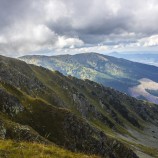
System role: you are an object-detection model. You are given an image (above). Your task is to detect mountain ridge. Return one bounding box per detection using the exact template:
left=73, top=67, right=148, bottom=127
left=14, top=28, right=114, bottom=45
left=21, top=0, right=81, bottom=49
left=20, top=52, right=158, bottom=104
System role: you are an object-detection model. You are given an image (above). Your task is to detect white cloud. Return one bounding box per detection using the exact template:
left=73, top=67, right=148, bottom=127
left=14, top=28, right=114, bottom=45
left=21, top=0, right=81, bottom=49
left=0, top=23, right=57, bottom=56
left=139, top=35, right=158, bottom=47
left=56, top=36, right=84, bottom=49
left=0, top=36, right=7, bottom=44
left=0, top=22, right=84, bottom=56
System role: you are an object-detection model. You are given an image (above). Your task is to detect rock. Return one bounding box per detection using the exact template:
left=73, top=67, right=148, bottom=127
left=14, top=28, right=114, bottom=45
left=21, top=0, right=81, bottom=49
left=0, top=88, right=24, bottom=116
left=0, top=122, right=6, bottom=139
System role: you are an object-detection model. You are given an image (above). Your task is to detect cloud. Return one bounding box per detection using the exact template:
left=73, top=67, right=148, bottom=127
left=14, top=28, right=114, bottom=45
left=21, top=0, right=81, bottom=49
left=139, top=35, right=158, bottom=47
left=0, top=23, right=57, bottom=56
left=56, top=36, right=84, bottom=49
left=0, top=0, right=158, bottom=56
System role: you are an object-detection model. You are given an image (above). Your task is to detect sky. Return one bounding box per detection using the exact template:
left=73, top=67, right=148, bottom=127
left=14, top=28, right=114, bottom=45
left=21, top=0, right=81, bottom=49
left=0, top=0, right=158, bottom=57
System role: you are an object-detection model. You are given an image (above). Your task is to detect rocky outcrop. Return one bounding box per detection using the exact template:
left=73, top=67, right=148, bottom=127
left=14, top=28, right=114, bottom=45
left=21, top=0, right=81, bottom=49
left=0, top=88, right=23, bottom=116
left=64, top=114, right=138, bottom=158
left=5, top=122, right=50, bottom=144
left=0, top=121, right=6, bottom=139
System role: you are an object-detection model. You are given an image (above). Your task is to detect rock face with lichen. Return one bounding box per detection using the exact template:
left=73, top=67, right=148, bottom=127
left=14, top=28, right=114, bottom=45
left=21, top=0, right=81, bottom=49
left=63, top=114, right=138, bottom=158
left=0, top=122, right=6, bottom=139
left=0, top=88, right=24, bottom=116
left=0, top=55, right=158, bottom=157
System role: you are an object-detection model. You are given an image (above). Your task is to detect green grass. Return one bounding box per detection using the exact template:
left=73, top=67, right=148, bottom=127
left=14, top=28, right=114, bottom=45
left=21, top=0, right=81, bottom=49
left=0, top=139, right=99, bottom=158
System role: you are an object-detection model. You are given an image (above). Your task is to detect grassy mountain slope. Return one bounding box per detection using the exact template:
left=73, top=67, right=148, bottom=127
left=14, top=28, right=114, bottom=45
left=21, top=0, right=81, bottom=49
left=20, top=52, right=158, bottom=104
left=0, top=139, right=99, bottom=158
left=0, top=55, right=158, bottom=157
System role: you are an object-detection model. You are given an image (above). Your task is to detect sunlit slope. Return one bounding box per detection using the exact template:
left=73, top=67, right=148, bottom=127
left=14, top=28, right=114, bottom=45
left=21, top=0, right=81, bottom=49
left=20, top=52, right=158, bottom=103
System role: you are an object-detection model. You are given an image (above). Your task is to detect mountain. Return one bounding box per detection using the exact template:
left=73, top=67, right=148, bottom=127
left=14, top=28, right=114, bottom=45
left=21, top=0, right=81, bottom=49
left=20, top=52, right=158, bottom=104
left=110, top=52, right=158, bottom=67
left=0, top=55, right=158, bottom=158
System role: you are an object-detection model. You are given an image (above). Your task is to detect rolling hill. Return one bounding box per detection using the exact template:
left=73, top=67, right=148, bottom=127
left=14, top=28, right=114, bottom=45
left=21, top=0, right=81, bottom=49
left=0, top=55, right=158, bottom=157
left=20, top=52, right=158, bottom=104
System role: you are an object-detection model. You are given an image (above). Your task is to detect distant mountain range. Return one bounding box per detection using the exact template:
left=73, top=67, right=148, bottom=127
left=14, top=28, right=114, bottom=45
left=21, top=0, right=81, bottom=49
left=1, top=55, right=158, bottom=157
left=110, top=52, right=158, bottom=66
left=20, top=52, right=158, bottom=104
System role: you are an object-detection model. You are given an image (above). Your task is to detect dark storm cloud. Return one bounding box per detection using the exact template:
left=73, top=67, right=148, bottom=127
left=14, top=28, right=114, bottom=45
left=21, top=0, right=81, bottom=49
left=0, top=0, right=158, bottom=56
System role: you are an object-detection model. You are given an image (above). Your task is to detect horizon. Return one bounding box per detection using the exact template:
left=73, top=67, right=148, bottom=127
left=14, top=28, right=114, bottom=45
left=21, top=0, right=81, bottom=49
left=2, top=50, right=158, bottom=59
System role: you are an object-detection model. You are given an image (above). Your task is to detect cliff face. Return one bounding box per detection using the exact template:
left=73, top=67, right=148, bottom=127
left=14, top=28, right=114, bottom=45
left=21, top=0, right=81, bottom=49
left=0, top=55, right=158, bottom=157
